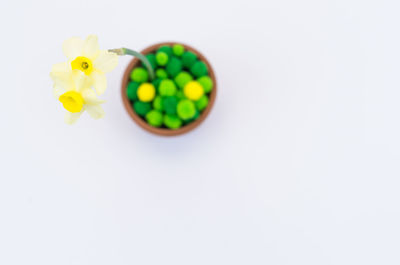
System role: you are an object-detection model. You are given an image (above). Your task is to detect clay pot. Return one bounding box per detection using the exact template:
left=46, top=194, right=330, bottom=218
left=121, top=42, right=217, bottom=136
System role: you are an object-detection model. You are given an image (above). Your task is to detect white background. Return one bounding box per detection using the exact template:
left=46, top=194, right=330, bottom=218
left=1, top=0, right=399, bottom=264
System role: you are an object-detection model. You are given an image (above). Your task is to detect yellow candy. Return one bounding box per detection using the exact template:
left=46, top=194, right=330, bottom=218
left=137, top=83, right=156, bottom=102
left=183, top=81, right=204, bottom=101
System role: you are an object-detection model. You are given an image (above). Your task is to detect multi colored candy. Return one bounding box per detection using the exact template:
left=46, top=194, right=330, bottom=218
left=127, top=43, right=213, bottom=129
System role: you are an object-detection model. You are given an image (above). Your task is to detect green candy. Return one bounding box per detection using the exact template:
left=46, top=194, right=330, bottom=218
left=156, top=68, right=168, bottom=79
left=159, top=79, right=177, bottom=96
left=157, top=45, right=173, bottom=57
left=191, top=61, right=208, bottom=77
left=144, top=54, right=157, bottom=70
left=146, top=110, right=163, bottom=127
left=126, top=81, right=140, bottom=101
left=156, top=51, right=169, bottom=66
left=185, top=110, right=200, bottom=124
left=197, top=76, right=213, bottom=93
left=130, top=67, right=149, bottom=83
left=172, top=44, right=185, bottom=57
left=195, top=95, right=209, bottom=111
left=152, top=78, right=162, bottom=92
left=174, top=71, right=193, bottom=89
left=153, top=96, right=163, bottom=111
left=177, top=99, right=196, bottom=120
left=166, top=57, right=183, bottom=77
left=133, top=101, right=151, bottom=117
left=164, top=114, right=182, bottom=129
left=162, top=96, right=179, bottom=115
left=182, top=51, right=197, bottom=68
left=176, top=90, right=185, bottom=99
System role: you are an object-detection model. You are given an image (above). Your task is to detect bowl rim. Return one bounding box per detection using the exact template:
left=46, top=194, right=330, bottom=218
left=121, top=42, right=217, bottom=136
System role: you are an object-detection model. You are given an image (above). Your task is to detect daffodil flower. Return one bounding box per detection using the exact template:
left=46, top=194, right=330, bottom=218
left=51, top=35, right=118, bottom=95
left=50, top=35, right=156, bottom=125
left=51, top=70, right=106, bottom=124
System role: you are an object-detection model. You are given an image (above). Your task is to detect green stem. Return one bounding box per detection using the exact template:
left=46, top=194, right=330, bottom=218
left=109, top=47, right=155, bottom=80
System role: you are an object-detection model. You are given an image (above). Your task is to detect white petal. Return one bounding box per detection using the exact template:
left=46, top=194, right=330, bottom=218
left=64, top=111, right=83, bottom=125
left=50, top=72, right=72, bottom=91
left=82, top=89, right=105, bottom=105
left=91, top=70, right=107, bottom=95
left=86, top=105, right=105, bottom=120
left=62, top=37, right=84, bottom=60
left=53, top=85, right=66, bottom=99
left=51, top=62, right=70, bottom=73
left=94, top=50, right=118, bottom=73
left=82, top=35, right=100, bottom=59
left=50, top=63, right=73, bottom=91
left=72, top=70, right=92, bottom=92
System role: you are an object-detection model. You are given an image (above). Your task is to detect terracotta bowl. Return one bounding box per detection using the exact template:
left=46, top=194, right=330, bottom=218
left=121, top=42, right=217, bottom=136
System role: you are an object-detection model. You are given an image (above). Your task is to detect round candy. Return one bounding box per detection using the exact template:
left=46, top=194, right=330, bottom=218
left=183, top=81, right=204, bottom=101
left=133, top=101, right=151, bottom=117
left=174, top=71, right=193, bottom=89
left=152, top=78, right=162, bottom=91
left=145, top=54, right=157, bottom=70
left=156, top=51, right=169, bottom=66
left=130, top=67, right=148, bottom=83
left=177, top=99, right=196, bottom=120
left=153, top=96, right=163, bottom=111
left=156, top=68, right=168, bottom=79
left=166, top=57, right=183, bottom=77
left=146, top=110, right=163, bottom=127
left=164, top=114, right=182, bottom=129
left=172, top=44, right=185, bottom=57
left=162, top=96, right=179, bottom=115
left=182, top=51, right=197, bottom=68
left=195, top=95, right=209, bottom=111
left=126, top=81, right=140, bottom=101
left=197, top=76, right=213, bottom=93
left=137, top=83, right=156, bottom=102
left=190, top=61, right=208, bottom=77
left=185, top=110, right=200, bottom=124
left=157, top=46, right=173, bottom=57
left=159, top=79, right=177, bottom=96
left=176, top=90, right=185, bottom=100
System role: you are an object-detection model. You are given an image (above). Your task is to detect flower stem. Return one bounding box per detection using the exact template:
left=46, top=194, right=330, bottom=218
left=109, top=48, right=155, bottom=80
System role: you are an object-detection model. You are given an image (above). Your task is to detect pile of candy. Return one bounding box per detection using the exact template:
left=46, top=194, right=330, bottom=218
left=126, top=44, right=213, bottom=129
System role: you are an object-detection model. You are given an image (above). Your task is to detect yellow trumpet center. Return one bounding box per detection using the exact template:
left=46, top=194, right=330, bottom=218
left=59, top=91, right=85, bottom=113
left=71, top=56, right=93, bottom=75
